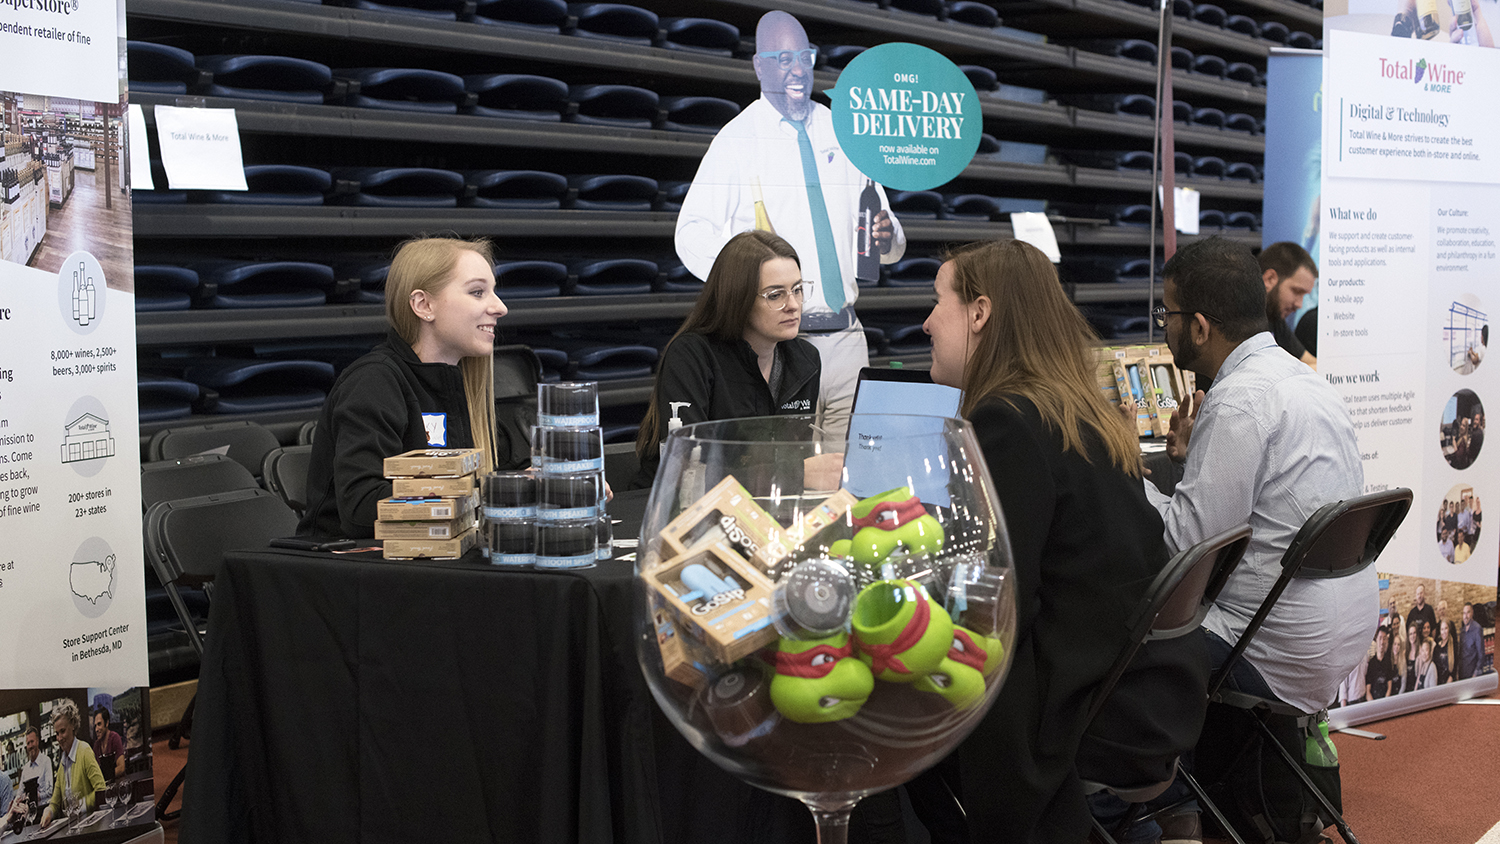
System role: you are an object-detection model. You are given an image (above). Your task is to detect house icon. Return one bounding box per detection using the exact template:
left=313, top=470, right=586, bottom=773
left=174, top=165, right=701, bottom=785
left=61, top=412, right=115, bottom=464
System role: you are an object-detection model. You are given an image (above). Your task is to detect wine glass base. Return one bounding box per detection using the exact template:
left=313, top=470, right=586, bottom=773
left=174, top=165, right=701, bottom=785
left=804, top=797, right=858, bottom=844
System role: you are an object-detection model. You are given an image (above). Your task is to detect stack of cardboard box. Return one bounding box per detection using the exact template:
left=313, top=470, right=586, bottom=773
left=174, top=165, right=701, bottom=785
left=376, top=448, right=484, bottom=560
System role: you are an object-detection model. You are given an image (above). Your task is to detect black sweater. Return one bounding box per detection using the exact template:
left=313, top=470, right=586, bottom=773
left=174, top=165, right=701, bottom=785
left=955, top=395, right=1170, bottom=844
left=298, top=332, right=475, bottom=539
left=630, top=332, right=820, bottom=490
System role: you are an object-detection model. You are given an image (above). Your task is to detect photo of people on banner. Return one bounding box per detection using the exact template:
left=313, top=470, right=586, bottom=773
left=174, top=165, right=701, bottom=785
left=0, top=688, right=154, bottom=840
left=1334, top=575, right=1494, bottom=706
left=1435, top=484, right=1484, bottom=563
left=674, top=10, right=908, bottom=430
left=1444, top=298, right=1487, bottom=375
left=1439, top=390, right=1486, bottom=470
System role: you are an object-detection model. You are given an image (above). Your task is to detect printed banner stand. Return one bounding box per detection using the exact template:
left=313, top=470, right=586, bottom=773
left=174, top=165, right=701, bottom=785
left=1313, top=13, right=1499, bottom=729
left=2, top=0, right=155, bottom=837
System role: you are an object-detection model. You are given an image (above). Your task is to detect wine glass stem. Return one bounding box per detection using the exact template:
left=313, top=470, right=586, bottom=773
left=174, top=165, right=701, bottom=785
left=809, top=806, right=853, bottom=844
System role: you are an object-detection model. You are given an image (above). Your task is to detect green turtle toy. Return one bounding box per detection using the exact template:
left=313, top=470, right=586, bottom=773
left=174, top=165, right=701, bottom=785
left=912, top=625, right=1005, bottom=709
left=769, top=632, right=875, bottom=723
left=827, top=486, right=945, bottom=567
left=850, top=578, right=955, bottom=683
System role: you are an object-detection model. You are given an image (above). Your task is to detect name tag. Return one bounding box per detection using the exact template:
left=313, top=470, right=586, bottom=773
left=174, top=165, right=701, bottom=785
left=422, top=413, right=448, bottom=447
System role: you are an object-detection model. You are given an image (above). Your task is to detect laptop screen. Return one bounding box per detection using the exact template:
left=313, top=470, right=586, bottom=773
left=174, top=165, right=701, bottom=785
left=844, top=368, right=963, bottom=505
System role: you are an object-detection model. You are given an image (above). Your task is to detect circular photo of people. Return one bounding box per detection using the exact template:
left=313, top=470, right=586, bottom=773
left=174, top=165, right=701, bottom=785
left=1444, top=295, right=1487, bottom=375
left=1439, top=389, right=1485, bottom=470
left=1434, top=484, right=1482, bottom=565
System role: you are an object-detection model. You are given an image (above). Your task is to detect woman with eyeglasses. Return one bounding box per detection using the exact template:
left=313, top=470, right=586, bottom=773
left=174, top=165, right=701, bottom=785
left=630, top=230, right=820, bottom=489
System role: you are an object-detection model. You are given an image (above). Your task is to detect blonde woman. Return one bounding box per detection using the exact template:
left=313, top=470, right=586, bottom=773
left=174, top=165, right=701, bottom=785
left=300, top=237, right=504, bottom=538
left=1436, top=608, right=1458, bottom=683
left=39, top=700, right=105, bottom=828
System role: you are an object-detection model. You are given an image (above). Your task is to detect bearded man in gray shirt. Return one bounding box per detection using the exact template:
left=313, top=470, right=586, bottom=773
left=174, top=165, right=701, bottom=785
left=1136, top=237, right=1371, bottom=843
left=1147, top=236, right=1371, bottom=711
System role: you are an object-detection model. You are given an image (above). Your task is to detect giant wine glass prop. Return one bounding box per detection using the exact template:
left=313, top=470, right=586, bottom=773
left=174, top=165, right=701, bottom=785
left=635, top=415, right=1016, bottom=843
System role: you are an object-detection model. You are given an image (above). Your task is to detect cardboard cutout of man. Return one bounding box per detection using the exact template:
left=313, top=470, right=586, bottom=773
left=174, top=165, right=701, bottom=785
left=675, top=10, right=906, bottom=429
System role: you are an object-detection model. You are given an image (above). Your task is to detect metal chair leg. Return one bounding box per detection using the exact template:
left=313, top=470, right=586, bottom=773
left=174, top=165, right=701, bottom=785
left=168, top=693, right=196, bottom=750
left=1179, top=768, right=1249, bottom=844
left=156, top=765, right=185, bottom=822
left=1249, top=714, right=1359, bottom=844
left=1091, top=814, right=1122, bottom=844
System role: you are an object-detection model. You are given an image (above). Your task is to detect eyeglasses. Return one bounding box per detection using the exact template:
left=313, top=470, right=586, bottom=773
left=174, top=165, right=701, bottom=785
left=757, top=48, right=817, bottom=69
left=1152, top=306, right=1221, bottom=328
left=759, top=282, right=808, bottom=310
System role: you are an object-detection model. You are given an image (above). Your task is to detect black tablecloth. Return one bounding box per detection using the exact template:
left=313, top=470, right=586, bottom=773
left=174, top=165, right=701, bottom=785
left=180, top=490, right=817, bottom=844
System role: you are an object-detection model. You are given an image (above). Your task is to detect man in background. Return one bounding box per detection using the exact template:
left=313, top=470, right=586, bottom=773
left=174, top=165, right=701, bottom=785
left=675, top=10, right=906, bottom=432
left=1258, top=241, right=1318, bottom=369
left=18, top=727, right=51, bottom=821
left=91, top=708, right=126, bottom=780
left=1407, top=584, right=1437, bottom=638
left=1458, top=602, right=1484, bottom=679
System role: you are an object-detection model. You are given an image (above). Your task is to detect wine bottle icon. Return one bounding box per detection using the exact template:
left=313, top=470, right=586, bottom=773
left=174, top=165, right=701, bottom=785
left=72, top=260, right=96, bottom=326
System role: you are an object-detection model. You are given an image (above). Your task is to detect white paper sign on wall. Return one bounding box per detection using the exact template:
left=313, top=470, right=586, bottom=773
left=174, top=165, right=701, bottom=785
left=154, top=105, right=249, bottom=191
left=1157, top=185, right=1201, bottom=235
left=1010, top=212, right=1061, bottom=262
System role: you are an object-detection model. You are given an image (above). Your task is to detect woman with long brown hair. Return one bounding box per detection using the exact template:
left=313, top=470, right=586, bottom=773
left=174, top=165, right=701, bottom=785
left=300, top=236, right=504, bottom=538
left=630, top=230, right=820, bottom=489
left=919, top=239, right=1176, bottom=844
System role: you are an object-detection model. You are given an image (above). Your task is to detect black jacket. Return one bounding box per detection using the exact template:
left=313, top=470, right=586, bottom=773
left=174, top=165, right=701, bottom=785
left=955, top=395, right=1172, bottom=844
left=299, top=332, right=475, bottom=539
left=630, top=332, right=820, bottom=490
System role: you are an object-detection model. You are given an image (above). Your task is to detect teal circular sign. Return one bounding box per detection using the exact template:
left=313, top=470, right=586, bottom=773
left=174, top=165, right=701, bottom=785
left=827, top=42, right=982, bottom=191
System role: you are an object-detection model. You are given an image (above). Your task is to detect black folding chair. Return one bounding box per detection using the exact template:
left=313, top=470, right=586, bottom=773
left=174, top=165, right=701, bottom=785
left=141, top=454, right=262, bottom=692
left=144, top=488, right=301, bottom=821
left=494, top=344, right=541, bottom=469
left=148, top=420, right=282, bottom=481
left=140, top=453, right=259, bottom=511
left=1081, top=524, right=1252, bottom=844
left=297, top=418, right=319, bottom=445
left=262, top=444, right=315, bottom=515
left=1198, top=488, right=1412, bottom=844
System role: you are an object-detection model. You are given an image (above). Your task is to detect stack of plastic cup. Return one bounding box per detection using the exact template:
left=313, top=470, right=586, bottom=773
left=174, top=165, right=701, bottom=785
left=482, top=471, right=536, bottom=566
left=534, top=381, right=610, bottom=568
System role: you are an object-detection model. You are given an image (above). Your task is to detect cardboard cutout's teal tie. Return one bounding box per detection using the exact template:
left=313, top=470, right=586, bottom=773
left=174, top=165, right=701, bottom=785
left=792, top=119, right=845, bottom=313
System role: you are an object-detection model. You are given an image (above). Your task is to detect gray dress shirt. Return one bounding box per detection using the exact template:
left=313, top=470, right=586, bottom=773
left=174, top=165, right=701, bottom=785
left=1145, top=332, right=1373, bottom=712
